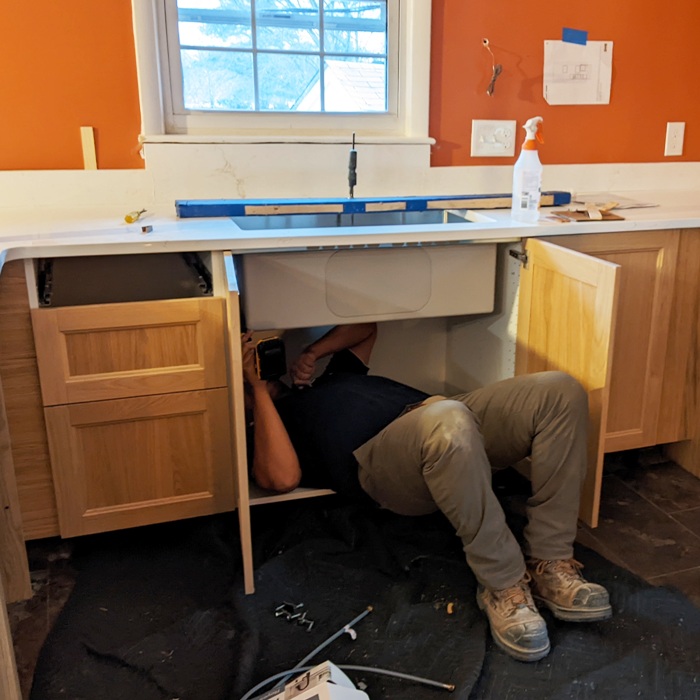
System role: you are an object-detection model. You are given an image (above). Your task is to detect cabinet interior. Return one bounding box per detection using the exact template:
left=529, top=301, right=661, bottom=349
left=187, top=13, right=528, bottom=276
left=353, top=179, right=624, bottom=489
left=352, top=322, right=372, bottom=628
left=32, top=252, right=213, bottom=308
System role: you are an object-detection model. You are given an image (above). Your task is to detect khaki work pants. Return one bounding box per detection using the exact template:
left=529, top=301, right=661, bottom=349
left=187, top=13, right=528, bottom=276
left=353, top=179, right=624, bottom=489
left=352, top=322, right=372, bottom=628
left=353, top=371, right=588, bottom=591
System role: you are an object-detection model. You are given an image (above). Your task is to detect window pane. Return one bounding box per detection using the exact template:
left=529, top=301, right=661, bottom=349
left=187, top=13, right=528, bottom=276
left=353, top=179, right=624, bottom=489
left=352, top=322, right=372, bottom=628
left=257, top=53, right=320, bottom=110
left=324, top=0, right=386, bottom=54
left=323, top=57, right=386, bottom=112
left=177, top=0, right=253, bottom=48
left=171, top=0, right=391, bottom=115
left=181, top=49, right=255, bottom=110
left=255, top=0, right=319, bottom=51
left=177, top=0, right=243, bottom=7
left=178, top=21, right=253, bottom=48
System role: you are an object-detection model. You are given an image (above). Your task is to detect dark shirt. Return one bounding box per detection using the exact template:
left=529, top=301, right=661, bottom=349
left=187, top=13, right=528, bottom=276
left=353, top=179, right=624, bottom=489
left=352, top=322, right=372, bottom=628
left=275, top=351, right=429, bottom=499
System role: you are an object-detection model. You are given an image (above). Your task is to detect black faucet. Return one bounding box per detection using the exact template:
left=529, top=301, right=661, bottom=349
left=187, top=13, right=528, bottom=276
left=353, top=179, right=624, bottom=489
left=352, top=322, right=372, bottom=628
left=348, top=132, right=357, bottom=199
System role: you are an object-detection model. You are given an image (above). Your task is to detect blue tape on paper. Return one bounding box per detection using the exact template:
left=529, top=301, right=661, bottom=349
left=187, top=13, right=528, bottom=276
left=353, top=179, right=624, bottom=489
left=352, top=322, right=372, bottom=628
left=562, top=27, right=588, bottom=45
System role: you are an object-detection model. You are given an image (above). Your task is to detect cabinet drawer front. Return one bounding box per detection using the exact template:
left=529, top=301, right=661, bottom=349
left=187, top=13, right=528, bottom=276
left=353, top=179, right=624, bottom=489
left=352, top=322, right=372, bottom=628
left=32, top=298, right=227, bottom=405
left=44, top=389, right=235, bottom=537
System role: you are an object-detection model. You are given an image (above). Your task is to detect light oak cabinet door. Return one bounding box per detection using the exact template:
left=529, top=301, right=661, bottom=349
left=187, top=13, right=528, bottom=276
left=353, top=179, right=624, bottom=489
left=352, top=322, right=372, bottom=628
left=31, top=293, right=235, bottom=538
left=44, top=389, right=234, bottom=537
left=516, top=238, right=620, bottom=527
left=32, top=298, right=227, bottom=405
left=545, top=231, right=680, bottom=452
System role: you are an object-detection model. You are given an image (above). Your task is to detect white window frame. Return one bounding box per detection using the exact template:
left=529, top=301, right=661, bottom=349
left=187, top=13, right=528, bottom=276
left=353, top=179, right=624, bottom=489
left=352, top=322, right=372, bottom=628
left=132, top=0, right=431, bottom=142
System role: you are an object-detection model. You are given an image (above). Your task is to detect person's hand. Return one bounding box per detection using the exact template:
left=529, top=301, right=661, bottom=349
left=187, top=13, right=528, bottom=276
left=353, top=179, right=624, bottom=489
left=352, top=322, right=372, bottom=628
left=290, top=348, right=317, bottom=386
left=241, top=331, right=265, bottom=387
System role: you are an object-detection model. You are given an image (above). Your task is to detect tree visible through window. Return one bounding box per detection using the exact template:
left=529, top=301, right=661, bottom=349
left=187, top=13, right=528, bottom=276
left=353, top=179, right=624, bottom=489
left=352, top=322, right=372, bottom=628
left=173, top=0, right=389, bottom=114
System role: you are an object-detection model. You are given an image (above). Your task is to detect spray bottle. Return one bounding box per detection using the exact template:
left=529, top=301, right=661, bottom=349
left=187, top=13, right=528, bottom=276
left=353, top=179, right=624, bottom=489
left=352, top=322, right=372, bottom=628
left=511, top=116, right=544, bottom=223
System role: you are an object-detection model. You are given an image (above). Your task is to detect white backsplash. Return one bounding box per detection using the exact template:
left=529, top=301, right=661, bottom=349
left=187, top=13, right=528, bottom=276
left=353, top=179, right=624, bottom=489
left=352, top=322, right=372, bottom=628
left=2, top=141, right=700, bottom=213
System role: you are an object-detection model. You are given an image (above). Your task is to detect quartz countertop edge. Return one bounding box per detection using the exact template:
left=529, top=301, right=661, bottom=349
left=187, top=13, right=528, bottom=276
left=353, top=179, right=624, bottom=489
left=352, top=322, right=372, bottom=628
left=0, top=191, right=698, bottom=271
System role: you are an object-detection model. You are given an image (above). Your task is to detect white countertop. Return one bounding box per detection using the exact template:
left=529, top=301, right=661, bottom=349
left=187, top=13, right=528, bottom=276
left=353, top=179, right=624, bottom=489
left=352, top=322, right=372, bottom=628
left=1, top=190, right=698, bottom=271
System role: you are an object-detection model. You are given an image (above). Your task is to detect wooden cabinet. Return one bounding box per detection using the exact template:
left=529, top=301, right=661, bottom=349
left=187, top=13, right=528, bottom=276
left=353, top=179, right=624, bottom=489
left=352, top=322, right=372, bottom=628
left=516, top=229, right=693, bottom=527
left=516, top=238, right=619, bottom=528
left=0, top=261, right=56, bottom=541
left=30, top=259, right=236, bottom=538
left=44, top=388, right=233, bottom=536
left=31, top=298, right=227, bottom=405
left=542, top=231, right=681, bottom=453
left=0, top=232, right=696, bottom=598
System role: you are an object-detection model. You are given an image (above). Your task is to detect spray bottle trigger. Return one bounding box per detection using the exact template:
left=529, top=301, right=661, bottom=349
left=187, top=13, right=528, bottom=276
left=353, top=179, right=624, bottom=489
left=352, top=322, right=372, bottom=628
left=536, top=124, right=544, bottom=144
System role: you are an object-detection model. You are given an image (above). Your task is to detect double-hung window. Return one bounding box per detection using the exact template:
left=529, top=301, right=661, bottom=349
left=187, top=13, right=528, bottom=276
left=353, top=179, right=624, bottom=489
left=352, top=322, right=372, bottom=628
left=143, top=0, right=430, bottom=138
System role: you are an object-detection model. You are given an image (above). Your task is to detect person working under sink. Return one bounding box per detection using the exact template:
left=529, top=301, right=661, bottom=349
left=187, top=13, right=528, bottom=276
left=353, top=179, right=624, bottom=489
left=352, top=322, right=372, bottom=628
left=241, top=323, right=612, bottom=663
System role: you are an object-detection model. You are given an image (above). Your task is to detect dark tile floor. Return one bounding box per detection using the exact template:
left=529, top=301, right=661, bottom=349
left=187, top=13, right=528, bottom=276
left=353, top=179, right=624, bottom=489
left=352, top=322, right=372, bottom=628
left=7, top=451, right=700, bottom=699
left=576, top=450, right=700, bottom=606
left=7, top=541, right=76, bottom=700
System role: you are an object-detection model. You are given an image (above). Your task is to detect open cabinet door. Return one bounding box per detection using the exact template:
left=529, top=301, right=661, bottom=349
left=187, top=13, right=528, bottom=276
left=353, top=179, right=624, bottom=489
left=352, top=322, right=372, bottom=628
left=516, top=238, right=620, bottom=527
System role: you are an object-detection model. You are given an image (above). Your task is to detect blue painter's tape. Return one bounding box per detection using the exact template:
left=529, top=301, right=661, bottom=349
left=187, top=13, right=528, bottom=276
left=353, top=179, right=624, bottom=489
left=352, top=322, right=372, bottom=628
left=175, top=192, right=572, bottom=218
left=562, top=27, right=588, bottom=45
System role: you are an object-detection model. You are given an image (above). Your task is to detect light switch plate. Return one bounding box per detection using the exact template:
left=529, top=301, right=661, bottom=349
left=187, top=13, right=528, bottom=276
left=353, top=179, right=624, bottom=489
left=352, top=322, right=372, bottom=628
left=664, top=122, right=685, bottom=157
left=471, top=119, right=517, bottom=157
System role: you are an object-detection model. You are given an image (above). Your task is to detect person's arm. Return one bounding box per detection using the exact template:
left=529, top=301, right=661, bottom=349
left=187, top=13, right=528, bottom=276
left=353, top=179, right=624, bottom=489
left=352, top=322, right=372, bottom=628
left=290, top=323, right=377, bottom=386
left=242, top=334, right=301, bottom=493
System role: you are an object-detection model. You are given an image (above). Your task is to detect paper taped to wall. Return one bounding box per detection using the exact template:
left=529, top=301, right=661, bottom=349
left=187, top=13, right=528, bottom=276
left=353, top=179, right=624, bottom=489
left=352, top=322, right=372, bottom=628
left=543, top=40, right=613, bottom=105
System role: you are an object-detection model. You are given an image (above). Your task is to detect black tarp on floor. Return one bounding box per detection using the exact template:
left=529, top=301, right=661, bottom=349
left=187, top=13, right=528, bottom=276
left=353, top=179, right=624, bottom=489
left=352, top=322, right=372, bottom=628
left=31, top=491, right=700, bottom=700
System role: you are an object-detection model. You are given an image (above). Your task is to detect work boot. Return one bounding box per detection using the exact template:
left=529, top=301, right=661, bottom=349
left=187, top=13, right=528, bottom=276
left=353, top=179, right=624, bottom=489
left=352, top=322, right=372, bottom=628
left=477, top=573, right=550, bottom=662
left=527, top=558, right=612, bottom=622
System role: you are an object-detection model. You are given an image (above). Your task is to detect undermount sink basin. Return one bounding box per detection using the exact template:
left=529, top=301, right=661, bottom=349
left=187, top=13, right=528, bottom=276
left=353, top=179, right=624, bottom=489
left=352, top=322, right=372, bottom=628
left=231, top=209, right=488, bottom=231
left=231, top=205, right=498, bottom=329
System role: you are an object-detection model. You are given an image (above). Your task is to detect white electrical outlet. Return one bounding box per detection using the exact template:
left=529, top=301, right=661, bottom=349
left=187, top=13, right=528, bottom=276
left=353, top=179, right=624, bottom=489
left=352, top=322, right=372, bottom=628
left=664, top=122, right=685, bottom=157
left=471, top=120, right=517, bottom=157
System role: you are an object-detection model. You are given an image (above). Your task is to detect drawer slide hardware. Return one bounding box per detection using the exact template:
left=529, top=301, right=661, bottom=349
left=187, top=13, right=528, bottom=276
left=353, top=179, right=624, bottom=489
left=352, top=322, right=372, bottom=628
left=181, top=252, right=213, bottom=295
left=37, top=259, right=54, bottom=307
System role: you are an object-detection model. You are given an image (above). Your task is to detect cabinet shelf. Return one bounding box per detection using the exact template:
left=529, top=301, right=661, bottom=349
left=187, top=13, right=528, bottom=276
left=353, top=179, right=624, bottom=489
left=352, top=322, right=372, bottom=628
left=249, top=483, right=335, bottom=506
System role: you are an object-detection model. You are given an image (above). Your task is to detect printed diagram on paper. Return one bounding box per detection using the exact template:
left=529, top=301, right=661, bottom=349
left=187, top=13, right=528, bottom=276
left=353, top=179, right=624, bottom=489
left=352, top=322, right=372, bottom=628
left=543, top=40, right=613, bottom=105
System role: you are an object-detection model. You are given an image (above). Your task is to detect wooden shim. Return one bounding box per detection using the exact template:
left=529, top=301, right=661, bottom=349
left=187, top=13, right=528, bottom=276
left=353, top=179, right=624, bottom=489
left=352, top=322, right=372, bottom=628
left=80, top=126, right=97, bottom=170
left=244, top=204, right=343, bottom=216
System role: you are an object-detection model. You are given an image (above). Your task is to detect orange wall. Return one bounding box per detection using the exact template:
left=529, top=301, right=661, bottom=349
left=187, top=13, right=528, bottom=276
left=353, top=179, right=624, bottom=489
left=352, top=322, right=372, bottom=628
left=2, top=2, right=700, bottom=170
left=430, top=0, right=700, bottom=166
left=1, top=1, right=142, bottom=170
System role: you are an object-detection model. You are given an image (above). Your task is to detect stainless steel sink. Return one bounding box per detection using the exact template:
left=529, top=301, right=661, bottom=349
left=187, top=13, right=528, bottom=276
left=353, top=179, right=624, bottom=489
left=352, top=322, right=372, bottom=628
left=231, top=209, right=484, bottom=230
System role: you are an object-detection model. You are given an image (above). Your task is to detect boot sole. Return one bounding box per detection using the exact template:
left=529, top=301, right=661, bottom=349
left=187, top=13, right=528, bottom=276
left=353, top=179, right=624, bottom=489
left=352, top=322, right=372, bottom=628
left=477, top=596, right=551, bottom=662
left=491, top=633, right=551, bottom=663
left=535, top=595, right=613, bottom=622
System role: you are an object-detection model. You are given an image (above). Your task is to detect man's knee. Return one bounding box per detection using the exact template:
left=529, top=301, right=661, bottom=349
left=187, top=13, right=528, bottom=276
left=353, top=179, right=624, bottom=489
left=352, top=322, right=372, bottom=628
left=534, top=371, right=588, bottom=418
left=416, top=400, right=479, bottom=462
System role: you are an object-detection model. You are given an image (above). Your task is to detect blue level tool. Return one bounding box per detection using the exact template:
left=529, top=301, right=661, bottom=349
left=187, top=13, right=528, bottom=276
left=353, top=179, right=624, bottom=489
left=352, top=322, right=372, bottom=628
left=175, top=191, right=571, bottom=218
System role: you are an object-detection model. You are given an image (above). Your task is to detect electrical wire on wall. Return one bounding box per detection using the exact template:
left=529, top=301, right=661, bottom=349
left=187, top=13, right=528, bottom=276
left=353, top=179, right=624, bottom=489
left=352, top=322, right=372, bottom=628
left=482, top=38, right=503, bottom=96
